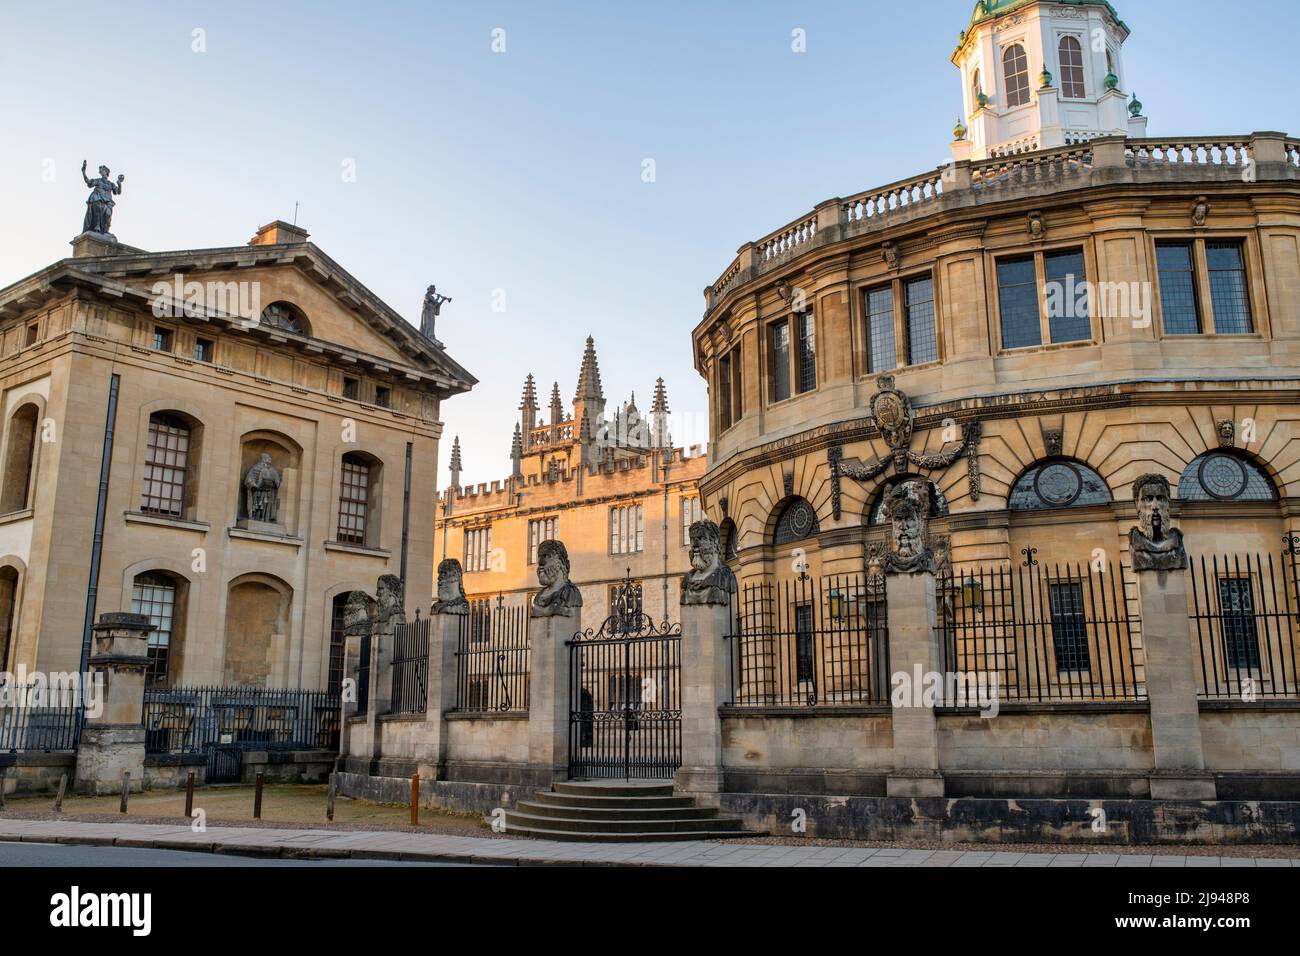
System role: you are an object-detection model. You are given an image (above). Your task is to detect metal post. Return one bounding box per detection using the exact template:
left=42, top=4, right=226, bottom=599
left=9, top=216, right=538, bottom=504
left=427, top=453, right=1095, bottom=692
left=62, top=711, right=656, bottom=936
left=253, top=772, right=264, bottom=819
left=184, top=771, right=195, bottom=818
left=409, top=772, right=419, bottom=826
left=119, top=771, right=130, bottom=813
left=0, top=767, right=7, bottom=810
left=53, top=773, right=67, bottom=814
left=326, top=773, right=336, bottom=822
left=79, top=373, right=121, bottom=674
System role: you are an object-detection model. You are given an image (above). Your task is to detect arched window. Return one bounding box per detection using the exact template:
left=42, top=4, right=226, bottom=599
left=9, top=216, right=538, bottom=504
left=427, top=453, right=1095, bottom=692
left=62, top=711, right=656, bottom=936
left=1058, top=36, right=1085, bottom=98
left=0, top=566, right=18, bottom=671
left=1105, top=48, right=1116, bottom=78
left=1003, top=44, right=1030, bottom=107
left=773, top=497, right=820, bottom=545
left=328, top=593, right=350, bottom=696
left=1177, top=451, right=1276, bottom=502
left=719, top=518, right=739, bottom=562
left=132, top=571, right=181, bottom=686
left=259, top=301, right=310, bottom=335
left=0, top=403, right=39, bottom=514
left=1009, top=459, right=1113, bottom=511
left=338, top=452, right=381, bottom=546
left=869, top=477, right=949, bottom=525
left=142, top=412, right=199, bottom=518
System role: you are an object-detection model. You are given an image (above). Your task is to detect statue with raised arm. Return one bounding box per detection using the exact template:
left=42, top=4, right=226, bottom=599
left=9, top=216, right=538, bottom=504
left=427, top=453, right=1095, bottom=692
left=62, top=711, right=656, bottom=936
left=420, top=285, right=452, bottom=341
left=81, top=160, right=125, bottom=235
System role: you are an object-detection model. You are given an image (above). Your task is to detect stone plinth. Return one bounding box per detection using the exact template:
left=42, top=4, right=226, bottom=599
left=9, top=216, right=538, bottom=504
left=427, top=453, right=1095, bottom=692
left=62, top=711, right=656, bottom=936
left=885, top=572, right=944, bottom=798
left=424, top=609, right=465, bottom=779
left=1136, top=568, right=1217, bottom=800
left=527, top=608, right=578, bottom=786
left=75, top=612, right=152, bottom=795
left=675, top=601, right=732, bottom=801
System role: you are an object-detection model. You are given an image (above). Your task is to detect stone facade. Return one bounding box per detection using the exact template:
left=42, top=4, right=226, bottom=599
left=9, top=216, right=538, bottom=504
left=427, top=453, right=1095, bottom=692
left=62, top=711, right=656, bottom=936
left=436, top=337, right=707, bottom=628
left=0, top=219, right=474, bottom=689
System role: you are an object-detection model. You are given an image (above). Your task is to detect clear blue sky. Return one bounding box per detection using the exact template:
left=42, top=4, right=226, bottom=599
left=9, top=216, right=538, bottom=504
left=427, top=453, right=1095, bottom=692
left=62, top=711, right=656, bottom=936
left=1, top=0, right=1296, bottom=486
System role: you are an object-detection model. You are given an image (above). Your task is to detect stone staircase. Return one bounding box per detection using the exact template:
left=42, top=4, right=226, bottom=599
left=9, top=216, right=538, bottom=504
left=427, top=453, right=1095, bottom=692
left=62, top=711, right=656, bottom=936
left=500, top=780, right=757, bottom=842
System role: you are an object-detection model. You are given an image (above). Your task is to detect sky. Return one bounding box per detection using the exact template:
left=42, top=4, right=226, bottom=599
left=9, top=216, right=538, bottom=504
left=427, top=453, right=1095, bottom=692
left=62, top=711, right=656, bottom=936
left=1, top=0, right=1297, bottom=487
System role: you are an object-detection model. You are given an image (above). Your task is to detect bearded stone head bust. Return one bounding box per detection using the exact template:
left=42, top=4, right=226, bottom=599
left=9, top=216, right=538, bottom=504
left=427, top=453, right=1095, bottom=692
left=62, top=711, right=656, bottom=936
left=681, top=519, right=736, bottom=606
left=375, top=574, right=407, bottom=626
left=532, top=539, right=583, bottom=617
left=882, top=480, right=934, bottom=574
left=344, top=590, right=375, bottom=636
left=1129, top=473, right=1186, bottom=571
left=431, top=558, right=469, bottom=615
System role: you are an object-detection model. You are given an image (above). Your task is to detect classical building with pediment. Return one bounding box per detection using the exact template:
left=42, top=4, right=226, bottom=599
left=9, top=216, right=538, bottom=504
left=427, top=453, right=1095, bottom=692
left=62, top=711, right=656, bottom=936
left=0, top=218, right=474, bottom=692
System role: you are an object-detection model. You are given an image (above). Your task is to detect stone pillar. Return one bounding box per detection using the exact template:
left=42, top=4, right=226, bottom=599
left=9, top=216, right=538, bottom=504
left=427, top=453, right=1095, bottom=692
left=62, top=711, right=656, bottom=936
left=1249, top=131, right=1291, bottom=181
left=526, top=609, right=578, bottom=786
left=75, top=612, right=152, bottom=795
left=885, top=572, right=944, bottom=798
left=424, top=609, right=464, bottom=779
left=675, top=601, right=732, bottom=802
left=1136, top=568, right=1216, bottom=799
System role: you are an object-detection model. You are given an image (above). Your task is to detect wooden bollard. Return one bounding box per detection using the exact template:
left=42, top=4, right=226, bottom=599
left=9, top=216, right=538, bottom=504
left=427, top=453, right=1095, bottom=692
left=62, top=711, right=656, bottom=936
left=253, top=772, right=264, bottom=820
left=119, top=771, right=130, bottom=814
left=53, top=773, right=67, bottom=813
left=184, top=771, right=195, bottom=818
left=410, top=772, right=419, bottom=826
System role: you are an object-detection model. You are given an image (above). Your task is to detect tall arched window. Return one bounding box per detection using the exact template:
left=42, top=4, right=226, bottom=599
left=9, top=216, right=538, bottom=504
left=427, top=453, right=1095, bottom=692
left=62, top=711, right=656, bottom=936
left=773, top=497, right=820, bottom=545
left=1177, top=451, right=1276, bottom=502
left=1003, top=44, right=1030, bottom=107
left=1009, top=459, right=1113, bottom=511
left=338, top=453, right=381, bottom=546
left=0, top=403, right=38, bottom=514
left=719, top=518, right=739, bottom=562
left=328, top=592, right=350, bottom=696
left=132, top=571, right=180, bottom=685
left=971, top=68, right=982, bottom=106
left=0, top=566, right=18, bottom=672
left=142, top=413, right=196, bottom=518
left=1058, top=36, right=1086, bottom=98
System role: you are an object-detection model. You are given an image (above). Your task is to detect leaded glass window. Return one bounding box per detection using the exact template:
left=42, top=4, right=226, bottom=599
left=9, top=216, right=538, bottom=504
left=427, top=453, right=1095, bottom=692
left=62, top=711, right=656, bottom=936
left=1009, top=460, right=1113, bottom=511
left=1177, top=452, right=1276, bottom=502
left=998, top=256, right=1040, bottom=349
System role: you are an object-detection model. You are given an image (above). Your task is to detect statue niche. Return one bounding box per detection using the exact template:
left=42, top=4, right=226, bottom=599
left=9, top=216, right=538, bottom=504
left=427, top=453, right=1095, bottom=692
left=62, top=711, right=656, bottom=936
left=237, top=434, right=299, bottom=533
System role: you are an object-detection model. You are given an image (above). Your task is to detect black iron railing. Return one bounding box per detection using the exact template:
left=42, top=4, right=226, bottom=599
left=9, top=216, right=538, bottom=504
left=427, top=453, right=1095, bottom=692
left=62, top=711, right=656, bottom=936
left=1190, top=551, right=1300, bottom=700
left=142, top=685, right=340, bottom=754
left=355, top=634, right=371, bottom=716
left=389, top=616, right=429, bottom=714
left=0, top=682, right=84, bottom=752
left=725, top=572, right=889, bottom=707
left=938, top=556, right=1145, bottom=704
left=455, top=599, right=530, bottom=713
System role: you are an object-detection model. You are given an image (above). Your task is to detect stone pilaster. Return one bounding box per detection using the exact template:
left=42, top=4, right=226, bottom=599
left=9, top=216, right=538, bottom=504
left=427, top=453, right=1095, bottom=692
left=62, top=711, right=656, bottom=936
left=1135, top=568, right=1216, bottom=799
left=424, top=609, right=464, bottom=779
left=885, top=572, right=944, bottom=798
left=674, top=601, right=732, bottom=802
left=526, top=608, right=579, bottom=786
left=75, top=612, right=152, bottom=796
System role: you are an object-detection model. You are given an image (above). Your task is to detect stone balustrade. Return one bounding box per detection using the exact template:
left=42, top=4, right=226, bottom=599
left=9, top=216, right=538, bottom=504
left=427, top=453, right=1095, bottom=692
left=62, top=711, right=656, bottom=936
left=704, top=131, right=1297, bottom=312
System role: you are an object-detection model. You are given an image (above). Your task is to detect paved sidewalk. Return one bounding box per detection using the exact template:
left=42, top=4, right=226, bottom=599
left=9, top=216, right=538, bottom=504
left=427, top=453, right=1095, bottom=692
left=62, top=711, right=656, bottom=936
left=0, top=819, right=1296, bottom=867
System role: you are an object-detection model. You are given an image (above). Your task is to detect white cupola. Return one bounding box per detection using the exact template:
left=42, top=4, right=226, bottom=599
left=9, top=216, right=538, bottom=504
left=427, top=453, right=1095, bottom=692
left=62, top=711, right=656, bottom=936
left=950, top=0, right=1148, bottom=161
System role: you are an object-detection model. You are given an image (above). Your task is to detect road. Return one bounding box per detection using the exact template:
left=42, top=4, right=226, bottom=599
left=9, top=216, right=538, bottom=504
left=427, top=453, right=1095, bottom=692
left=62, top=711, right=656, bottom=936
left=0, top=841, right=473, bottom=867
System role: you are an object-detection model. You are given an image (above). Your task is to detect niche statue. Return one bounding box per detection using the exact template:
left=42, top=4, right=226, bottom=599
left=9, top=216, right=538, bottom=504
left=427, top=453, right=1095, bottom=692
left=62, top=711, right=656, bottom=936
left=1129, top=473, right=1187, bottom=571
left=431, top=558, right=469, bottom=615
left=531, top=539, right=583, bottom=617
left=681, top=519, right=736, bottom=606
left=243, top=453, right=282, bottom=523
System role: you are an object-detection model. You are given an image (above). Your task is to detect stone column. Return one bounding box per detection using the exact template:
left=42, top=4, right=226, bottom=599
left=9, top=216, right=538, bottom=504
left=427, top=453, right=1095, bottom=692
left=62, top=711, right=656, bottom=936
left=1136, top=568, right=1216, bottom=799
left=885, top=572, right=944, bottom=797
left=424, top=608, right=464, bottom=779
left=75, top=612, right=152, bottom=795
left=674, top=601, right=732, bottom=802
left=526, top=608, right=579, bottom=786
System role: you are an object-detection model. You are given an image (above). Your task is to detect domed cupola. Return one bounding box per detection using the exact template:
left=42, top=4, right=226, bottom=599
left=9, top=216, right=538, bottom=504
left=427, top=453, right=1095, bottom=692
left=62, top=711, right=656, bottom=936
left=950, top=0, right=1148, bottom=161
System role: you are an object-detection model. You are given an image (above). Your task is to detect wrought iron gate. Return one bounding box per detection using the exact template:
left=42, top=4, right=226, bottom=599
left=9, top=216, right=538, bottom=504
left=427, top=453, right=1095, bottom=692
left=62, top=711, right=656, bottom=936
left=568, top=577, right=682, bottom=780
left=207, top=746, right=243, bottom=783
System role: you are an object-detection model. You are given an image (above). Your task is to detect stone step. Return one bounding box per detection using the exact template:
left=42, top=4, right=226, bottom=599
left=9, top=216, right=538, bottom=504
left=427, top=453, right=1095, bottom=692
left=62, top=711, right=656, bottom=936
left=514, top=800, right=721, bottom=822
left=553, top=780, right=676, bottom=798
left=531, top=791, right=697, bottom=810
left=497, top=824, right=749, bottom=843
left=503, top=810, right=745, bottom=835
